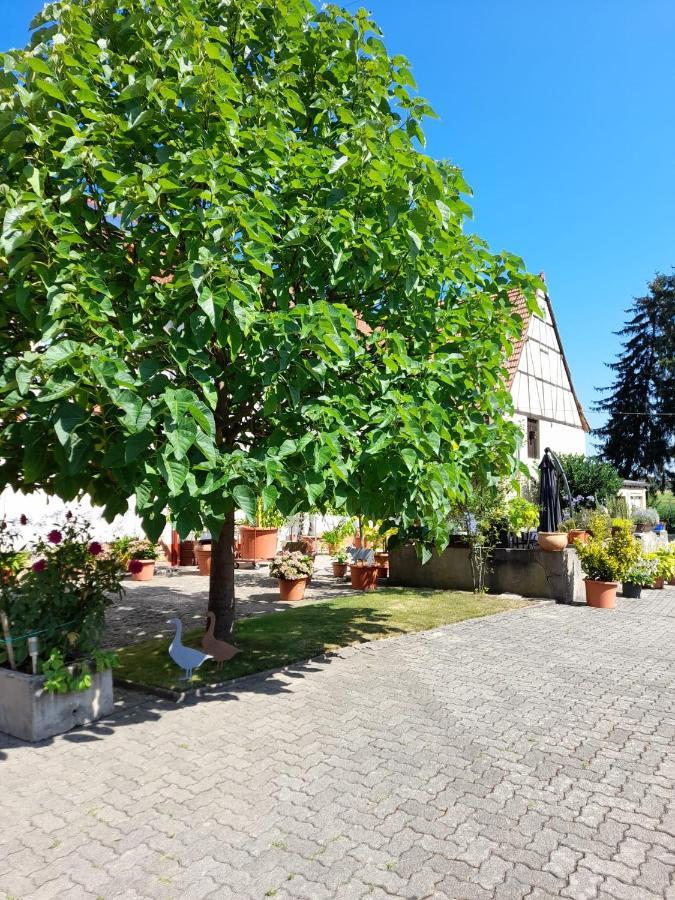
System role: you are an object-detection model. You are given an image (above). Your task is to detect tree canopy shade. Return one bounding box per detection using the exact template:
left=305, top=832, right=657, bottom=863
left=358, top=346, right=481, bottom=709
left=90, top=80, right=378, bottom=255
left=0, top=0, right=540, bottom=636
left=595, top=273, right=675, bottom=489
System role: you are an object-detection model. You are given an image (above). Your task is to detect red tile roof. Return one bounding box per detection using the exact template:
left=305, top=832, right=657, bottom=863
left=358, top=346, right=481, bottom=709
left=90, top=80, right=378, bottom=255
left=506, top=288, right=532, bottom=388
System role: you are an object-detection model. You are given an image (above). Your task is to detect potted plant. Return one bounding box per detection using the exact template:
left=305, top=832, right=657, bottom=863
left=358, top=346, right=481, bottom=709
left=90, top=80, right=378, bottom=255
left=0, top=516, right=124, bottom=741
left=622, top=557, right=658, bottom=598
left=349, top=559, right=379, bottom=591
left=646, top=547, right=675, bottom=589
left=194, top=535, right=212, bottom=576
left=269, top=550, right=313, bottom=601
left=239, top=499, right=284, bottom=560
left=507, top=497, right=540, bottom=542
left=126, top=538, right=162, bottom=581
left=575, top=516, right=641, bottom=609
left=322, top=519, right=354, bottom=555
left=332, top=549, right=349, bottom=577
left=568, top=495, right=601, bottom=543
left=631, top=507, right=659, bottom=534
left=537, top=530, right=568, bottom=552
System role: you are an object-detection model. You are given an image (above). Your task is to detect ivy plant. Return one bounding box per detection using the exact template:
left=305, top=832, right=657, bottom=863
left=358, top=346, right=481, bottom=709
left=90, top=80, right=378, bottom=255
left=0, top=0, right=539, bottom=637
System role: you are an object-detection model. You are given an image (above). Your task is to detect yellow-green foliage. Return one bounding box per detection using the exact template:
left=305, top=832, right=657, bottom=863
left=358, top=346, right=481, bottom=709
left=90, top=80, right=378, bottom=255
left=647, top=546, right=675, bottom=581
left=575, top=516, right=641, bottom=583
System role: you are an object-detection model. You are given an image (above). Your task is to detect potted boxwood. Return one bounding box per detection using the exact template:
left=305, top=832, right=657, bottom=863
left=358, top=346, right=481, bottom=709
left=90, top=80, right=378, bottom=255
left=0, top=516, right=124, bottom=741
left=332, top=549, right=349, bottom=578
left=622, top=558, right=658, bottom=598
left=270, top=550, right=313, bottom=601
left=575, top=516, right=641, bottom=609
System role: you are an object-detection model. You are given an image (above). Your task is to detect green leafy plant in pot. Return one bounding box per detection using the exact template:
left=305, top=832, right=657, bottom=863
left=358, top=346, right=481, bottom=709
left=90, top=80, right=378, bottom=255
left=622, top=557, right=658, bottom=598
left=331, top=549, right=349, bottom=577
left=574, top=515, right=640, bottom=609
left=322, top=519, right=355, bottom=555
left=506, top=497, right=539, bottom=535
left=645, top=547, right=675, bottom=588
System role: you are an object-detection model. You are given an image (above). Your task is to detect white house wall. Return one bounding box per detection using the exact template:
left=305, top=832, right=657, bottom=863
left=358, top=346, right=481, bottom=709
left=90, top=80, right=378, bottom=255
left=513, top=413, right=586, bottom=466
left=512, top=301, right=586, bottom=465
left=0, top=486, right=158, bottom=546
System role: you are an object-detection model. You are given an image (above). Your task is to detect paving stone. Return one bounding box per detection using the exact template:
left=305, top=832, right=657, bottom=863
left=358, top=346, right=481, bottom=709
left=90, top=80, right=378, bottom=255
left=1, top=585, right=674, bottom=900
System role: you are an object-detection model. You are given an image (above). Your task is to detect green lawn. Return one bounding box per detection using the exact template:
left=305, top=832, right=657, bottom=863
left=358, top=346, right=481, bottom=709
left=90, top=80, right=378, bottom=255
left=115, top=588, right=527, bottom=692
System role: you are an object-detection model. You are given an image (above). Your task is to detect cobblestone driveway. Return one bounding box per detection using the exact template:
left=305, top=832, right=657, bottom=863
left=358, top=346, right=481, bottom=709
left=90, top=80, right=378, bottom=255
left=2, top=589, right=675, bottom=900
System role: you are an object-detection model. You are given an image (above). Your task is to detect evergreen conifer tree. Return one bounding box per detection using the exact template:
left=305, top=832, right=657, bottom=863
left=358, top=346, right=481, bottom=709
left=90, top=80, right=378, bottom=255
left=595, top=273, right=675, bottom=488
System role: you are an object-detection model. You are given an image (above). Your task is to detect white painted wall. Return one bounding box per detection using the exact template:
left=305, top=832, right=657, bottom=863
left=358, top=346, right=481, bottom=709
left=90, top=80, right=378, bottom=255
left=0, top=487, right=164, bottom=547
left=512, top=301, right=587, bottom=469
left=618, top=486, right=647, bottom=512
left=511, top=306, right=584, bottom=430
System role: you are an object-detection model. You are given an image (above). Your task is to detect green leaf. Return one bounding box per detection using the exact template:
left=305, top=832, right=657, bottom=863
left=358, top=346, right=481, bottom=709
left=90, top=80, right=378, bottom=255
left=53, top=403, right=86, bottom=446
left=162, top=457, right=188, bottom=495
left=232, top=484, right=256, bottom=522
left=329, top=155, right=348, bottom=174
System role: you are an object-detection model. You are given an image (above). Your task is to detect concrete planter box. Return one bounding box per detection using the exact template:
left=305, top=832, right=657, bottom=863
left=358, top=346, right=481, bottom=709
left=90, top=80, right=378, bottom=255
left=0, top=665, right=113, bottom=742
left=389, top=545, right=585, bottom=604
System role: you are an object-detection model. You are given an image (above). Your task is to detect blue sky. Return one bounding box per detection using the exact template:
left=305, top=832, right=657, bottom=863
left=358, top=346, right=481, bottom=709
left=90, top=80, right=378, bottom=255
left=3, top=1, right=674, bottom=439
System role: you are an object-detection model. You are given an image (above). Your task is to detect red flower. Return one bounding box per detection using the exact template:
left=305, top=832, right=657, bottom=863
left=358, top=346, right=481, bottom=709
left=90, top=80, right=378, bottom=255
left=32, top=559, right=47, bottom=573
left=47, top=529, right=63, bottom=545
left=20, top=514, right=28, bottom=526
left=128, top=559, right=143, bottom=574
left=88, top=541, right=103, bottom=556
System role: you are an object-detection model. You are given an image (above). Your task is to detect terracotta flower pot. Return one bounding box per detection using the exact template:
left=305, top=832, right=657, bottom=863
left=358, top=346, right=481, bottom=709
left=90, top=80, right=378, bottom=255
left=278, top=577, right=308, bottom=601
left=568, top=530, right=589, bottom=545
left=239, top=526, right=278, bottom=560
left=195, top=545, right=212, bottom=576
left=350, top=565, right=378, bottom=591
left=332, top=562, right=348, bottom=577
left=669, top=578, right=675, bottom=587
left=537, top=532, right=568, bottom=552
left=131, top=560, right=155, bottom=582
left=652, top=577, right=665, bottom=589
left=585, top=579, right=618, bottom=609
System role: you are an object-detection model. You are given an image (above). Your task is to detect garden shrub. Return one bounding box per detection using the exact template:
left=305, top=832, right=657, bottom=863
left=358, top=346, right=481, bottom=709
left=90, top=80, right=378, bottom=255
left=0, top=516, right=124, bottom=673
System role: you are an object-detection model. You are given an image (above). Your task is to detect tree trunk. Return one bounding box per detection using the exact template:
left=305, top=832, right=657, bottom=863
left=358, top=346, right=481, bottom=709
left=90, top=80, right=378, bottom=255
left=208, top=510, right=236, bottom=640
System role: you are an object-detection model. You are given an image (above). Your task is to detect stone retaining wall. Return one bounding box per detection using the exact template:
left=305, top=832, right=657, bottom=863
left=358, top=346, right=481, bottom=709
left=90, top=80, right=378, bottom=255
left=389, top=545, right=585, bottom=603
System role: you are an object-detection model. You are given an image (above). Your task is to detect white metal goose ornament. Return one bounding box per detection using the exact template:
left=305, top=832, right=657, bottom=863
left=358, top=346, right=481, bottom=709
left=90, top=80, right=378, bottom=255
left=167, top=618, right=212, bottom=680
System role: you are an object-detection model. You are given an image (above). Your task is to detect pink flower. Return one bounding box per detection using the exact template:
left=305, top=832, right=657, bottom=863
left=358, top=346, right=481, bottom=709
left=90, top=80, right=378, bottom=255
left=128, top=559, right=143, bottom=574
left=47, top=529, right=63, bottom=544
left=20, top=514, right=27, bottom=526
left=32, top=559, right=47, bottom=573
left=88, top=541, right=103, bottom=556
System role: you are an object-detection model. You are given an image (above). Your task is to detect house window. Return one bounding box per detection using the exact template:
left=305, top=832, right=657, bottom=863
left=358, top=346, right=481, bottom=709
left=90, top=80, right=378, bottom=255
left=527, top=418, right=539, bottom=459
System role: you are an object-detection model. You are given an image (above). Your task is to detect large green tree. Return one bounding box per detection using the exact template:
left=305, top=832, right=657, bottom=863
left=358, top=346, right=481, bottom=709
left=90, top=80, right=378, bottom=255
left=0, top=0, right=539, bottom=637
left=595, top=273, right=675, bottom=489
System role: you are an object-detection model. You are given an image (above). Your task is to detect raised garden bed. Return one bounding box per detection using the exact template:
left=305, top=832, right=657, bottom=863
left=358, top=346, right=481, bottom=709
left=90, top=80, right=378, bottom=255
left=0, top=665, right=113, bottom=742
